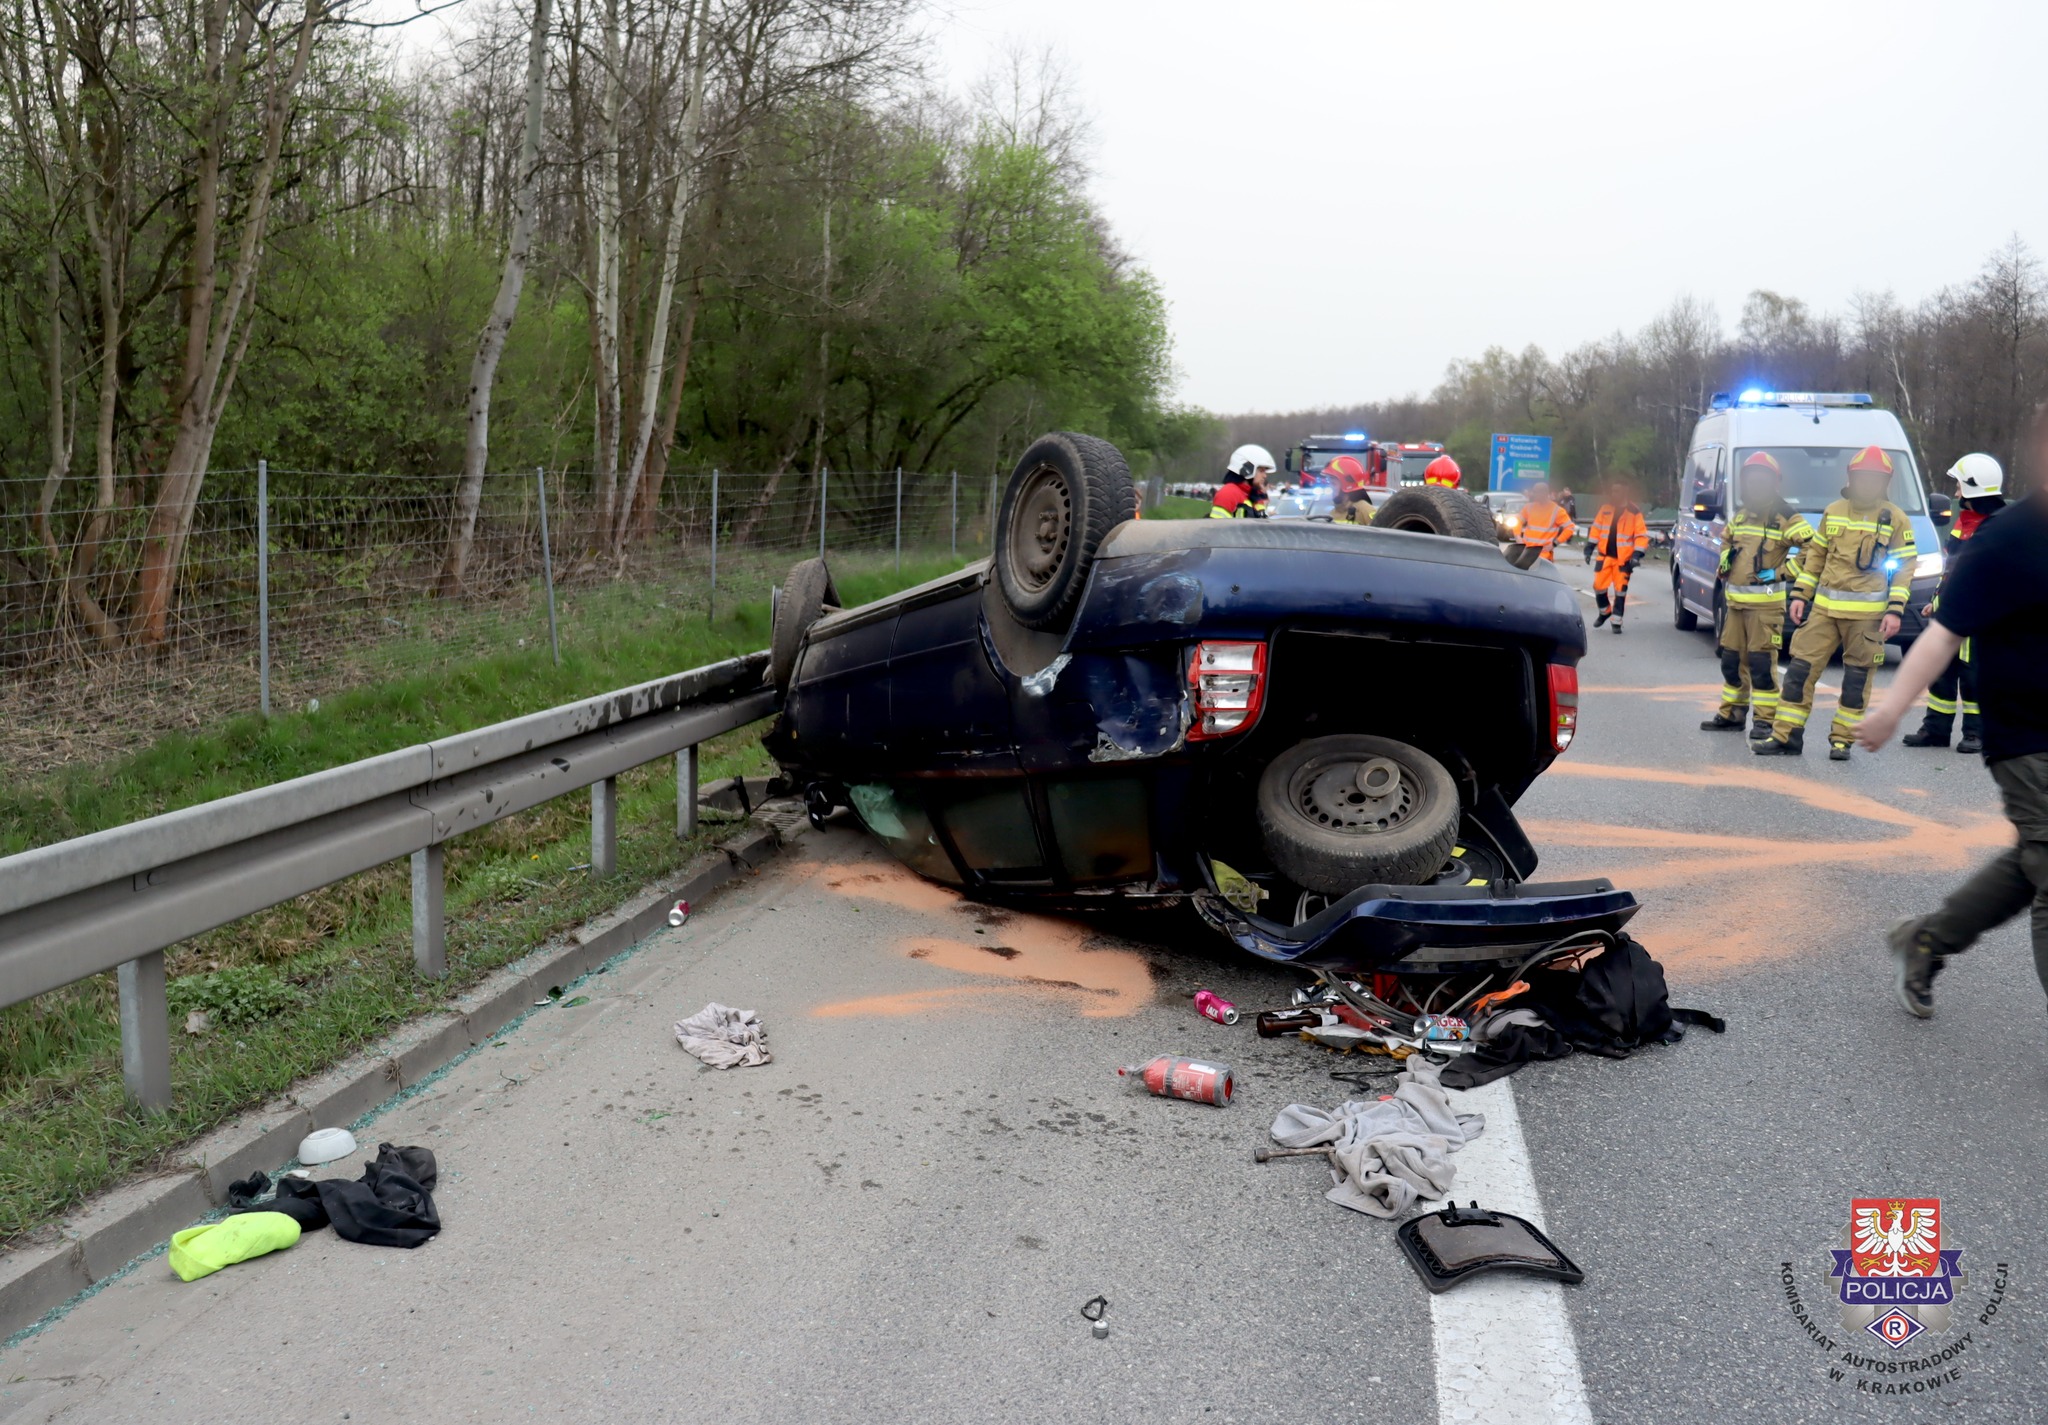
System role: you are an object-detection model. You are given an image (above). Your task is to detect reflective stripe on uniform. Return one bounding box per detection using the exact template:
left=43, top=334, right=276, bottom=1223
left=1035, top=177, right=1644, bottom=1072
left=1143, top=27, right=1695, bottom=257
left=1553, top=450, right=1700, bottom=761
left=1814, top=585, right=1890, bottom=613
left=1926, top=694, right=1958, bottom=714
left=1725, top=583, right=1786, bottom=605
left=1778, top=705, right=1812, bottom=727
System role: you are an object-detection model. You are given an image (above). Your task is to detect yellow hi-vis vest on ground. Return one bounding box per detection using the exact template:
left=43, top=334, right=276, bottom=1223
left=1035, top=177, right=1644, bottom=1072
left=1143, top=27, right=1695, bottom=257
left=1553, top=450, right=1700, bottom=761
left=1719, top=504, right=1817, bottom=606
left=1791, top=498, right=1916, bottom=617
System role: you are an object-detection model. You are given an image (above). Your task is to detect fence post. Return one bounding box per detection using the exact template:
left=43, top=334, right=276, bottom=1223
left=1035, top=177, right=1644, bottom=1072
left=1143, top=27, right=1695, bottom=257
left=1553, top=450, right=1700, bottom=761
left=677, top=744, right=699, bottom=838
left=709, top=468, right=720, bottom=623
left=411, top=845, right=446, bottom=979
left=257, top=457, right=270, bottom=717
left=591, top=775, right=618, bottom=877
left=950, top=470, right=957, bottom=558
left=117, top=953, right=171, bottom=1109
left=536, top=467, right=561, bottom=666
left=895, top=466, right=903, bottom=572
left=819, top=465, right=828, bottom=560
left=988, top=474, right=997, bottom=543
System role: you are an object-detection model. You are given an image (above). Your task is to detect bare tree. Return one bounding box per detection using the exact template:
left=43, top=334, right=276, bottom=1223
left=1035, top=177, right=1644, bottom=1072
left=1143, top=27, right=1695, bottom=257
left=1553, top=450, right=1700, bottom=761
left=439, top=0, right=555, bottom=595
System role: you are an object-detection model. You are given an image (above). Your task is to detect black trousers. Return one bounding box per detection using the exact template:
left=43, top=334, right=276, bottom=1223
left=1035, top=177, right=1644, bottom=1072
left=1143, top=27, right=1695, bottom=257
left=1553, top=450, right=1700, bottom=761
left=1926, top=752, right=2048, bottom=995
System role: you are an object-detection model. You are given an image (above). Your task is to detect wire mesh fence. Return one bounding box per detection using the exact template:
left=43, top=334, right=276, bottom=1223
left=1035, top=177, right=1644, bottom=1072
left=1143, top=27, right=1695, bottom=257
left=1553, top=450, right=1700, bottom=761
left=0, top=464, right=994, bottom=777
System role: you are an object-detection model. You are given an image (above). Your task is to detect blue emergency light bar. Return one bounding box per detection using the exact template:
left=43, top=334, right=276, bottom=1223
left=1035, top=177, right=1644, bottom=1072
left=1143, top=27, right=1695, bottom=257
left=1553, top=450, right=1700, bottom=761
left=1711, top=390, right=1874, bottom=410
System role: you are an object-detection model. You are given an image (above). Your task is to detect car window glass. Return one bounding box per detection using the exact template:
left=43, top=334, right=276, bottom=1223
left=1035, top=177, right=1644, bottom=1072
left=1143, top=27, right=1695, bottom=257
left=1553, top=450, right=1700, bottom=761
left=1046, top=778, right=1152, bottom=884
left=1733, top=447, right=1926, bottom=515
left=847, top=784, right=961, bottom=884
left=935, top=786, right=1043, bottom=875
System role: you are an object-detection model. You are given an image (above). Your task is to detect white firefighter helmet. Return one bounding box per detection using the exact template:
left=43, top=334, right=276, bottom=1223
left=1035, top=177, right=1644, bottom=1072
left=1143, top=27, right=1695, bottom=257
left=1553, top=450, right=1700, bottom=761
left=1225, top=444, right=1276, bottom=480
left=1947, top=452, right=2003, bottom=498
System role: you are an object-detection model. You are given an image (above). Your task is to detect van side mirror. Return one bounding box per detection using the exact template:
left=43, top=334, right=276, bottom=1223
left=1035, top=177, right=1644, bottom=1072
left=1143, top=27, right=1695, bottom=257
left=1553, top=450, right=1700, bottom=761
left=1692, top=498, right=1721, bottom=520
left=1927, top=492, right=1952, bottom=526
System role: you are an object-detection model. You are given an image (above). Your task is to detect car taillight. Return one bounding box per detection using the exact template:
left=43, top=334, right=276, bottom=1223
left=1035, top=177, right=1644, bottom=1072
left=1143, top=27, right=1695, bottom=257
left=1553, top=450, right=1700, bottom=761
left=1187, top=640, right=1267, bottom=740
left=1546, top=661, right=1578, bottom=753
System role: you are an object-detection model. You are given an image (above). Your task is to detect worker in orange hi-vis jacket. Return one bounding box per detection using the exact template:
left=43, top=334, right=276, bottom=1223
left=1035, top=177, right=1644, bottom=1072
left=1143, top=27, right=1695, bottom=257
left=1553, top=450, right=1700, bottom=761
left=1514, top=481, right=1578, bottom=562
left=1587, top=477, right=1652, bottom=633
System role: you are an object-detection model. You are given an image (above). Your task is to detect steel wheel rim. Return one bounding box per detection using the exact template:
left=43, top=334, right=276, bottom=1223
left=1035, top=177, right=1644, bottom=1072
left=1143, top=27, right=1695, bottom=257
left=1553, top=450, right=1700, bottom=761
left=1007, top=465, right=1072, bottom=593
left=1290, top=752, right=1420, bottom=835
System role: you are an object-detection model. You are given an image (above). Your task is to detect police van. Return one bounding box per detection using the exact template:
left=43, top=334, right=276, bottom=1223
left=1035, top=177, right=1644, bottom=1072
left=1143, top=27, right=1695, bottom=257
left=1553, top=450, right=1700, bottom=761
left=1669, top=391, right=1950, bottom=644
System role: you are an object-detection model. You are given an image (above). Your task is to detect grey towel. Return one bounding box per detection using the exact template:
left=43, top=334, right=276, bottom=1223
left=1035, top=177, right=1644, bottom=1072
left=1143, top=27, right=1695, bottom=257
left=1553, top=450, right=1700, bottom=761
left=673, top=1002, right=771, bottom=1068
left=1268, top=1056, right=1483, bottom=1219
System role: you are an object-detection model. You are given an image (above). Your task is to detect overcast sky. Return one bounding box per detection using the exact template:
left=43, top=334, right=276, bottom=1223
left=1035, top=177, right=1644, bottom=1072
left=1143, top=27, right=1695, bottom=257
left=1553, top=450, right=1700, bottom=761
left=930, top=0, right=2048, bottom=414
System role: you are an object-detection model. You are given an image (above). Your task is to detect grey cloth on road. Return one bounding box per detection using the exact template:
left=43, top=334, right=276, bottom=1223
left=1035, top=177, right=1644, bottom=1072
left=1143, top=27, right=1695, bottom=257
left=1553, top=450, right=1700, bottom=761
left=674, top=1002, right=772, bottom=1068
left=1924, top=751, right=2048, bottom=994
left=1269, top=1056, right=1484, bottom=1218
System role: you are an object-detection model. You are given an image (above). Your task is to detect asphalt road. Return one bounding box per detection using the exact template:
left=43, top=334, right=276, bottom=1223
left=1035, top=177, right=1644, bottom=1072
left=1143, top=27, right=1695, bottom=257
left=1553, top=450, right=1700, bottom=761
left=2, top=551, right=2038, bottom=1424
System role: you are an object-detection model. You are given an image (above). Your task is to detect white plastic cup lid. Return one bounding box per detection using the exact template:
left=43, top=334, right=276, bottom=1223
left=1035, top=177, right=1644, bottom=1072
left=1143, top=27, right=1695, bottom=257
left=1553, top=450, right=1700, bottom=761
left=298, top=1127, right=358, bottom=1165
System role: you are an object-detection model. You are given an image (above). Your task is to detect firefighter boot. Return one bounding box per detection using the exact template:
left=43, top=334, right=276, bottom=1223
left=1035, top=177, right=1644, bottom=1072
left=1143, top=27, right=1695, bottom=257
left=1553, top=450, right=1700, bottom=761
left=1888, top=917, right=1946, bottom=1019
left=1753, top=727, right=1804, bottom=756
left=1748, top=714, right=1774, bottom=741
left=1700, top=713, right=1746, bottom=731
left=1901, top=723, right=1950, bottom=748
left=1957, top=710, right=1983, bottom=757
left=1829, top=740, right=1852, bottom=761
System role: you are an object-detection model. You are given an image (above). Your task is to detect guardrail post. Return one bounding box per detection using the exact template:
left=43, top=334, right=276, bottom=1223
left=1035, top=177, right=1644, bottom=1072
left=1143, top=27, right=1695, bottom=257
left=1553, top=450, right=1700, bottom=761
left=894, top=466, right=902, bottom=572
left=591, top=776, right=618, bottom=877
left=818, top=465, right=828, bottom=559
left=950, top=470, right=957, bottom=558
left=117, top=953, right=171, bottom=1109
left=708, top=468, right=719, bottom=623
left=537, top=466, right=561, bottom=666
left=411, top=845, right=446, bottom=979
left=677, top=745, right=698, bottom=838
left=257, top=458, right=271, bottom=717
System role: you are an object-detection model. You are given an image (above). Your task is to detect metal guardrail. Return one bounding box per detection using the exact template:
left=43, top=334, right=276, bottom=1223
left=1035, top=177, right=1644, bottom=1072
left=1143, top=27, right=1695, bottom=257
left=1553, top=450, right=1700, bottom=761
left=0, top=652, right=779, bottom=1107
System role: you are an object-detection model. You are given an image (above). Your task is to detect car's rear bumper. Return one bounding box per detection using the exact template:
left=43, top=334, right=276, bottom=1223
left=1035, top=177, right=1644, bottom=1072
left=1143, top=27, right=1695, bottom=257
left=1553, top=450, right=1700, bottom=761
left=1192, top=878, right=1641, bottom=976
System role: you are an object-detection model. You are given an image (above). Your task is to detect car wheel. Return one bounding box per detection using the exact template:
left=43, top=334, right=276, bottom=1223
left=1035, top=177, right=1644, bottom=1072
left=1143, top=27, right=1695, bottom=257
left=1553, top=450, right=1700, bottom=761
left=1255, top=734, right=1461, bottom=894
left=770, top=557, right=838, bottom=691
left=995, top=432, right=1138, bottom=631
left=1368, top=487, right=1498, bottom=543
left=1672, top=568, right=1699, bottom=631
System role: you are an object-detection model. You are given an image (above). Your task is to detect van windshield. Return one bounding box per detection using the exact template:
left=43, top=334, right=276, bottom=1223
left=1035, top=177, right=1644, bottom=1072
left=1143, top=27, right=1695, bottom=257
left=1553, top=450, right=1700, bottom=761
left=1734, top=447, right=1925, bottom=515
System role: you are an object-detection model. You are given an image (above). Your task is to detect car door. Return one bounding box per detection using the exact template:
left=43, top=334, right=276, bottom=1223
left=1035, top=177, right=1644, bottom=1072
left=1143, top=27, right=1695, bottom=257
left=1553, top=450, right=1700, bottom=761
left=1677, top=445, right=1726, bottom=617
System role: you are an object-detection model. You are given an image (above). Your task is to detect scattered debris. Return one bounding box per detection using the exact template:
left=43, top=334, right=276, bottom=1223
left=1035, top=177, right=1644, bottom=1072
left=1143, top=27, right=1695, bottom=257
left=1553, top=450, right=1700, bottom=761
left=297, top=1127, right=358, bottom=1165
left=1396, top=1202, right=1584, bottom=1293
left=1193, top=990, right=1239, bottom=1026
left=1080, top=1295, right=1110, bottom=1340
left=1117, top=1054, right=1233, bottom=1106
left=183, top=1010, right=211, bottom=1036
left=668, top=898, right=692, bottom=927
left=170, top=1211, right=301, bottom=1281
left=674, top=1002, right=771, bottom=1068
left=1267, top=1056, right=1482, bottom=1218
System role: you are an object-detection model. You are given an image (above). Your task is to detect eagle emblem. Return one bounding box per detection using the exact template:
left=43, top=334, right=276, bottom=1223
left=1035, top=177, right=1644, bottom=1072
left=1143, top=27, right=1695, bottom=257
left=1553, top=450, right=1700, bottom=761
left=1850, top=1198, right=1940, bottom=1277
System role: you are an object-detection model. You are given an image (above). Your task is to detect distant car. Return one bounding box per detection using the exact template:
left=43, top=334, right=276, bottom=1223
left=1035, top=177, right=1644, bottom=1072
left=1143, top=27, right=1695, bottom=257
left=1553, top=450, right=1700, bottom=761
left=1478, top=490, right=1527, bottom=540
left=1670, top=392, right=1949, bottom=644
left=764, top=433, right=1638, bottom=980
left=1268, top=483, right=1337, bottom=521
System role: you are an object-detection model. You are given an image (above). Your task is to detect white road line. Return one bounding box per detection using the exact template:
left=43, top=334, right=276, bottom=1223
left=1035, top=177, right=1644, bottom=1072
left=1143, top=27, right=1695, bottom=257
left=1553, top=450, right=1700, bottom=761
left=1428, top=1077, right=1595, bottom=1425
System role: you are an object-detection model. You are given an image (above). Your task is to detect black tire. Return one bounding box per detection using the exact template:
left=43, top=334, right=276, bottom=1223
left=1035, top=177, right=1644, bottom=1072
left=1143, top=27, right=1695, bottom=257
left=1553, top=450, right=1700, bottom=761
left=1504, top=542, right=1545, bottom=570
left=1672, top=569, right=1699, bottom=631
left=1369, top=486, right=1498, bottom=543
left=1255, top=734, right=1461, bottom=894
left=995, top=432, right=1138, bottom=631
left=770, top=558, right=838, bottom=691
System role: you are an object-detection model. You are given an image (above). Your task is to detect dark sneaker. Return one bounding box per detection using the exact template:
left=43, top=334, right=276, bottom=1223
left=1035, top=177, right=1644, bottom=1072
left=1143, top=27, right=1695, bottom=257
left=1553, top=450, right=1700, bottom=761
left=1957, top=733, right=1983, bottom=756
left=1593, top=609, right=1611, bottom=627
left=1901, top=727, right=1949, bottom=749
left=1754, top=731, right=1803, bottom=756
left=1829, top=741, right=1852, bottom=761
left=1611, top=618, right=1625, bottom=634
left=1888, top=917, right=1944, bottom=1019
left=1700, top=713, right=1746, bottom=731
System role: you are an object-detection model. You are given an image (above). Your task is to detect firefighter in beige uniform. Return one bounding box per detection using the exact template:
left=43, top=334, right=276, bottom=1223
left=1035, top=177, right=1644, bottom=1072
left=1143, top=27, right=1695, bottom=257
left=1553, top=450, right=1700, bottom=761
left=1756, top=444, right=1916, bottom=760
left=1699, top=451, right=1815, bottom=737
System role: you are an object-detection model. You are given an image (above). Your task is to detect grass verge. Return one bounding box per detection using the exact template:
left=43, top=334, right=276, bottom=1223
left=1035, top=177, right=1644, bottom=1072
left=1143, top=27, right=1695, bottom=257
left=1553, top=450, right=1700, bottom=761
left=0, top=554, right=965, bottom=1245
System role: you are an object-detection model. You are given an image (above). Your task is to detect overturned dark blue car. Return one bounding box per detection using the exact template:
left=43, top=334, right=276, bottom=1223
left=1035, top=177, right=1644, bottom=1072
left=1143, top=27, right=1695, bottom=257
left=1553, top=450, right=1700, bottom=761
left=764, top=432, right=1638, bottom=982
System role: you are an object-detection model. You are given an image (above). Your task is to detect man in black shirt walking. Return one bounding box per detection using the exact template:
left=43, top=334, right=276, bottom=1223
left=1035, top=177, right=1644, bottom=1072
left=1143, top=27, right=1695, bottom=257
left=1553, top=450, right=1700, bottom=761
left=1859, top=465, right=2048, bottom=1017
